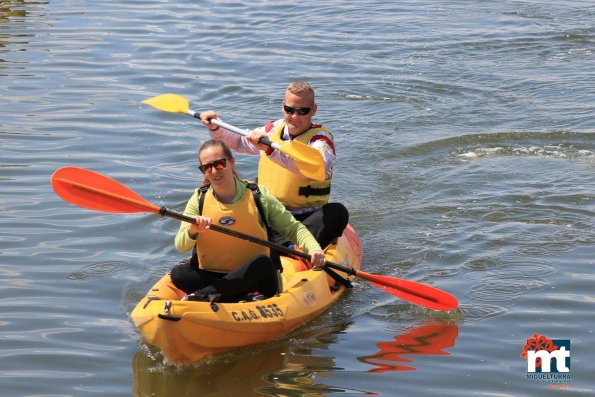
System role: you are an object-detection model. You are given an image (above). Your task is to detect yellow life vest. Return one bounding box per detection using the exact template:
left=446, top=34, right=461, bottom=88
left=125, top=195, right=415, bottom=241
left=196, top=186, right=270, bottom=273
left=257, top=122, right=333, bottom=208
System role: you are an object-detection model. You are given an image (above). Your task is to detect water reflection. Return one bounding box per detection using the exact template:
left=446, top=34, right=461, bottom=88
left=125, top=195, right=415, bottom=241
left=132, top=342, right=342, bottom=397
left=359, top=322, right=459, bottom=373
left=132, top=322, right=348, bottom=397
left=0, top=1, right=26, bottom=24
left=132, top=321, right=459, bottom=395
left=0, top=1, right=43, bottom=30
left=0, top=1, right=45, bottom=63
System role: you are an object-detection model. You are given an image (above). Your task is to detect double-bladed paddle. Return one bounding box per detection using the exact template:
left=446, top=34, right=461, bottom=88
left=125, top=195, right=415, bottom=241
left=51, top=166, right=459, bottom=311
left=142, top=93, right=326, bottom=182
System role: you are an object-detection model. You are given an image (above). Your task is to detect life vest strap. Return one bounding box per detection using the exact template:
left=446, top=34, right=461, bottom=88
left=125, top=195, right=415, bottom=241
left=298, top=185, right=331, bottom=197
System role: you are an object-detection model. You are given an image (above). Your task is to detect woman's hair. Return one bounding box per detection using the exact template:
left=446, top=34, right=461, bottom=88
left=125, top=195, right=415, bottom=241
left=198, top=139, right=239, bottom=186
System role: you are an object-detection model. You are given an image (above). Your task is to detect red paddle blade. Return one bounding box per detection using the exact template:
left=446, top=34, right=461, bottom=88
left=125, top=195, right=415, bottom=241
left=358, top=271, right=458, bottom=311
left=51, top=166, right=160, bottom=214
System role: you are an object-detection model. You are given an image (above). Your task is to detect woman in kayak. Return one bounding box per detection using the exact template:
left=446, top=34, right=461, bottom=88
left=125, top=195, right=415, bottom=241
left=171, top=139, right=326, bottom=302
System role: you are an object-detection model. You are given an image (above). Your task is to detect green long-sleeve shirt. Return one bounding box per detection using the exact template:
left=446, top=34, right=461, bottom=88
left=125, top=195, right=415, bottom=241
left=175, top=178, right=322, bottom=255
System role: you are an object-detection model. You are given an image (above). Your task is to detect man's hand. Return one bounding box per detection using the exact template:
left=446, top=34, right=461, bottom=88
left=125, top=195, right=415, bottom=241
left=247, top=130, right=272, bottom=152
left=199, top=111, right=220, bottom=131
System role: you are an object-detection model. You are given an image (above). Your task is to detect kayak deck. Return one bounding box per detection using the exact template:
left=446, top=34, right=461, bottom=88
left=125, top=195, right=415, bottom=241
left=130, top=224, right=362, bottom=364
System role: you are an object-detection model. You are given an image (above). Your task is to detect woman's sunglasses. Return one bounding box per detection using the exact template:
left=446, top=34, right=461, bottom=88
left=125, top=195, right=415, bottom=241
left=283, top=104, right=312, bottom=116
left=198, top=158, right=227, bottom=174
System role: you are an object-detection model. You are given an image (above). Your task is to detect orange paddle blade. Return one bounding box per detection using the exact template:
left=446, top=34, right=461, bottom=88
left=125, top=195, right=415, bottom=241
left=51, top=167, right=161, bottom=214
left=359, top=271, right=459, bottom=311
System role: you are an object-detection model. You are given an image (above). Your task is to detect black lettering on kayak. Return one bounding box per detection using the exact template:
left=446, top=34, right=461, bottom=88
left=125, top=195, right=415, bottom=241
left=231, top=310, right=262, bottom=322
left=231, top=305, right=284, bottom=322
left=271, top=303, right=284, bottom=317
left=259, top=305, right=273, bottom=318
left=256, top=304, right=284, bottom=318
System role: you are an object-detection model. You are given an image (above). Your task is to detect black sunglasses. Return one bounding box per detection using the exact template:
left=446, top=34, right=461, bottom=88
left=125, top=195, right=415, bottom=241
left=283, top=104, right=312, bottom=116
left=198, top=158, right=227, bottom=174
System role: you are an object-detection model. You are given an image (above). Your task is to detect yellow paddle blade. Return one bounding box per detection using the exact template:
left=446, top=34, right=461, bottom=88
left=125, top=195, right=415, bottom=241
left=279, top=140, right=326, bottom=181
left=142, top=93, right=189, bottom=114
left=296, top=159, right=325, bottom=182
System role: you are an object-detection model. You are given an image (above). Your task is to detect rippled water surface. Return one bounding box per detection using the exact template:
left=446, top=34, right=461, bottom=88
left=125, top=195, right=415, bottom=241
left=1, top=1, right=594, bottom=396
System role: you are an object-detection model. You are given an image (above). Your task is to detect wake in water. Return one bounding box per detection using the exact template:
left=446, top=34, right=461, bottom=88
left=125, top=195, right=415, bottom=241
left=396, top=130, right=595, bottom=163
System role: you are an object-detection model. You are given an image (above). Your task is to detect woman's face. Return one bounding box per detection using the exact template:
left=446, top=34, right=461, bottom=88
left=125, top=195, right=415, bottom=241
left=199, top=146, right=234, bottom=189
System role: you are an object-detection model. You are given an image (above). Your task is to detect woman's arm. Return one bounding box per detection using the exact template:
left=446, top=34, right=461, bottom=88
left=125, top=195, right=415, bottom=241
left=174, top=189, right=201, bottom=253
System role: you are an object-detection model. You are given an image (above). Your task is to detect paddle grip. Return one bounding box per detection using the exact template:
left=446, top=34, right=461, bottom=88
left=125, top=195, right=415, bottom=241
left=159, top=207, right=196, bottom=224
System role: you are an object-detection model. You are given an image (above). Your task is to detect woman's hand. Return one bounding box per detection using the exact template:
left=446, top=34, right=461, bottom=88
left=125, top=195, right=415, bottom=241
left=187, top=216, right=212, bottom=238
left=308, top=249, right=326, bottom=268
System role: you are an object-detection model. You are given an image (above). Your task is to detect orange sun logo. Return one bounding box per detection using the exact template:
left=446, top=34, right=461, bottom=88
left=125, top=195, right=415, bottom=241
left=521, top=332, right=558, bottom=368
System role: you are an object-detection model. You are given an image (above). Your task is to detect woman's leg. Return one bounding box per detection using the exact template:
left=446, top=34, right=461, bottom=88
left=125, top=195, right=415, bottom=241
left=170, top=259, right=221, bottom=294
left=213, top=254, right=279, bottom=301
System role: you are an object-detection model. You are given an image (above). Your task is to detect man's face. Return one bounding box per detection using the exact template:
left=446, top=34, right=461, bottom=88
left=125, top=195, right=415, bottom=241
left=282, top=90, right=317, bottom=136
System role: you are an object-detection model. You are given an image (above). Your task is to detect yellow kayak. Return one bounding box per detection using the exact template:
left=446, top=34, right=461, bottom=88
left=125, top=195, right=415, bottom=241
left=131, top=224, right=363, bottom=364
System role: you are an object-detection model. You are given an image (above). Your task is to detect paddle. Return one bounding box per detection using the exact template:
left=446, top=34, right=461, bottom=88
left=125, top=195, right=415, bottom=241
left=51, top=166, right=459, bottom=311
left=142, top=93, right=326, bottom=182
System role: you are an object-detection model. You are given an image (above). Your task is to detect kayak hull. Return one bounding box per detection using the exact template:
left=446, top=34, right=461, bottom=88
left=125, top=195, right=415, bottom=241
left=130, top=224, right=362, bottom=364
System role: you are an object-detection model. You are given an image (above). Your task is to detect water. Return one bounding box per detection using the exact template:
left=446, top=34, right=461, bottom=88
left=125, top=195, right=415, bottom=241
left=1, top=0, right=594, bottom=395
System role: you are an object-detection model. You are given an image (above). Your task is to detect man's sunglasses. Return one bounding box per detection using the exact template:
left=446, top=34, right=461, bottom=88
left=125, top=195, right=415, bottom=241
left=283, top=104, right=312, bottom=116
left=199, top=158, right=227, bottom=174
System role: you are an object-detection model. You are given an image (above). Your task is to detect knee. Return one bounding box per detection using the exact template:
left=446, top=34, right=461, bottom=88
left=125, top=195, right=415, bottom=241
left=325, top=202, right=349, bottom=227
left=170, top=261, right=190, bottom=280
left=170, top=262, right=195, bottom=293
left=336, top=203, right=349, bottom=221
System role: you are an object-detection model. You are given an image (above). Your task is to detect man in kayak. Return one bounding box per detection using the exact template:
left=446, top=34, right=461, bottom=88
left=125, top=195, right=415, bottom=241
left=172, top=139, right=326, bottom=302
left=199, top=80, right=348, bottom=249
